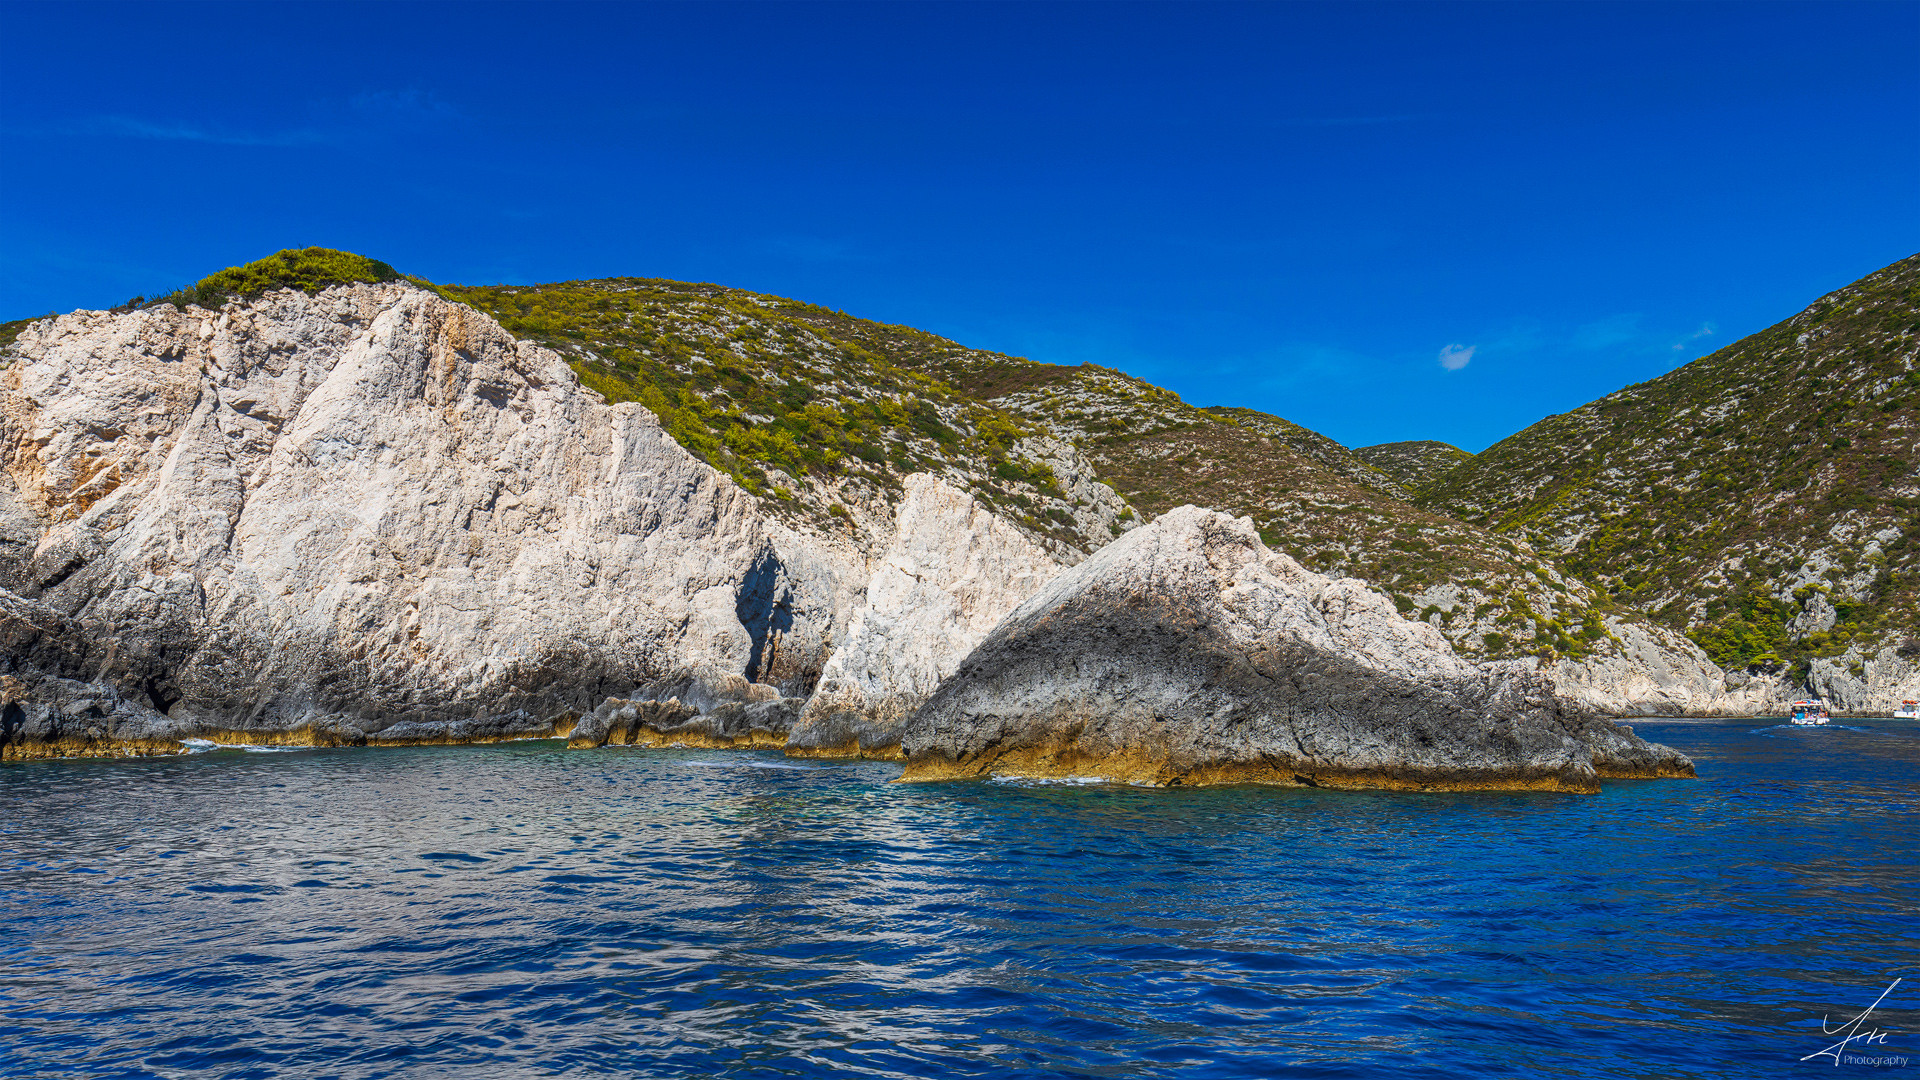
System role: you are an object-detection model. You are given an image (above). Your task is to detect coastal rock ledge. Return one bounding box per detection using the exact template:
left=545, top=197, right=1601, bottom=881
left=897, top=507, right=1694, bottom=793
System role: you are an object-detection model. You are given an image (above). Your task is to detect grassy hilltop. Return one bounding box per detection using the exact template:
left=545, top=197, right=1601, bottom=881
left=1354, top=441, right=1475, bottom=493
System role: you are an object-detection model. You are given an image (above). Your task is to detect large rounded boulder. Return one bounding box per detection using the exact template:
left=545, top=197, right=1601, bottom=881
left=897, top=507, right=1693, bottom=792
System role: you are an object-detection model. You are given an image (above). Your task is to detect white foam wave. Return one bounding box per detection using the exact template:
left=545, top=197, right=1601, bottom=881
left=989, top=774, right=1112, bottom=787
left=1753, top=723, right=1881, bottom=735
left=176, top=739, right=309, bottom=754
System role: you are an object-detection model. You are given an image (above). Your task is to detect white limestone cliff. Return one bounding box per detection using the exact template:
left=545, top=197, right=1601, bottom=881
left=787, top=473, right=1065, bottom=757
left=1521, top=619, right=1797, bottom=717
left=0, top=284, right=814, bottom=753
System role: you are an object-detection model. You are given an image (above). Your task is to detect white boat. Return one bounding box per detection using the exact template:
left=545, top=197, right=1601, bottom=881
left=1895, top=701, right=1920, bottom=720
left=1789, top=699, right=1830, bottom=726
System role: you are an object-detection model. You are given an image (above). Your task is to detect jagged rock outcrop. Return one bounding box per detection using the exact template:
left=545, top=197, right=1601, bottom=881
left=787, top=473, right=1064, bottom=757
left=566, top=692, right=801, bottom=750
left=1514, top=619, right=1920, bottom=718
left=898, top=507, right=1693, bottom=792
left=1804, top=647, right=1920, bottom=713
left=0, top=284, right=834, bottom=756
left=1523, top=618, right=1797, bottom=717
left=0, top=588, right=179, bottom=759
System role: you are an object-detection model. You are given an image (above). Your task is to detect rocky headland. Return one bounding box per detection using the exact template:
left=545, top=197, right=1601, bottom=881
left=0, top=283, right=817, bottom=756
left=897, top=507, right=1692, bottom=792
left=0, top=278, right=1086, bottom=762
left=5, top=247, right=1909, bottom=782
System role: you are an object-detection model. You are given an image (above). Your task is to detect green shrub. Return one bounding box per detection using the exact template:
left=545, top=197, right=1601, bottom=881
left=157, top=247, right=400, bottom=310
left=0, top=316, right=38, bottom=352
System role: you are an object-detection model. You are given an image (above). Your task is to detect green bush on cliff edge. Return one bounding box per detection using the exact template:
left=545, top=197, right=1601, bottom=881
left=157, top=247, right=399, bottom=310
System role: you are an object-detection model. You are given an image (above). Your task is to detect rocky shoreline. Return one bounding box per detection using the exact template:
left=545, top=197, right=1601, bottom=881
left=0, top=280, right=1839, bottom=787
left=894, top=508, right=1691, bottom=792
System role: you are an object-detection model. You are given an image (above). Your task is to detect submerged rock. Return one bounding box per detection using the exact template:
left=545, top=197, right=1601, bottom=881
left=568, top=694, right=800, bottom=750
left=897, top=507, right=1693, bottom=792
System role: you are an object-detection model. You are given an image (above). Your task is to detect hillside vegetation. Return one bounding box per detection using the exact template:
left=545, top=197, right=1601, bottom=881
left=136, top=247, right=403, bottom=312
left=434, top=273, right=1617, bottom=659
left=436, top=277, right=1127, bottom=553
left=1423, top=254, right=1920, bottom=676
left=1356, top=441, right=1474, bottom=492
left=0, top=317, right=35, bottom=352
left=884, top=351, right=1619, bottom=660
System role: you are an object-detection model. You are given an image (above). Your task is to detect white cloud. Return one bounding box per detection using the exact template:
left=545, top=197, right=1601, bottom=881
left=1438, top=343, right=1475, bottom=371
left=95, top=116, right=325, bottom=147
left=1672, top=322, right=1716, bottom=351
left=1573, top=313, right=1641, bottom=351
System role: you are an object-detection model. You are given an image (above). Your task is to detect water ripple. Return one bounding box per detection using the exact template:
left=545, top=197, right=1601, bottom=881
left=2, top=723, right=1916, bottom=1077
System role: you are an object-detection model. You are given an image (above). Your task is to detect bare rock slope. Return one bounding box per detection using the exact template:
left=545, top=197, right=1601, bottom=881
left=898, top=507, right=1694, bottom=792
left=0, top=284, right=841, bottom=756
left=787, top=472, right=1065, bottom=758
left=0, top=282, right=1102, bottom=759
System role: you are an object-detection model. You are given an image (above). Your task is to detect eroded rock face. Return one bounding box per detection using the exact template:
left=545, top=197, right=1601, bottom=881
left=1530, top=619, right=1797, bottom=717
left=566, top=693, right=801, bottom=750
left=788, top=474, right=1064, bottom=758
left=0, top=588, right=179, bottom=759
left=1804, top=648, right=1920, bottom=714
left=898, top=507, right=1693, bottom=792
left=0, top=285, right=816, bottom=754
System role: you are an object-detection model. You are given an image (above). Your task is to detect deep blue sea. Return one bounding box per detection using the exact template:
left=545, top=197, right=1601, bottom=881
left=2, top=718, right=1916, bottom=1079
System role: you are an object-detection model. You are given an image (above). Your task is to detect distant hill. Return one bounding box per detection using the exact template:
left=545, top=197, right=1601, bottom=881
left=1202, top=407, right=1411, bottom=499
left=1355, top=441, right=1474, bottom=492
left=1422, top=253, right=1920, bottom=676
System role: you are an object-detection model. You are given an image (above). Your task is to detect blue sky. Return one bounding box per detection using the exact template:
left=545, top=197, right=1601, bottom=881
left=2, top=2, right=1914, bottom=451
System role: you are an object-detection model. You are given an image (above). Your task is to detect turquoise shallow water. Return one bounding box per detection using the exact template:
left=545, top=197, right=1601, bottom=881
left=1, top=718, right=1916, bottom=1078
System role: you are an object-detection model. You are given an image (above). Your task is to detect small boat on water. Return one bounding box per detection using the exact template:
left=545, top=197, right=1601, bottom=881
left=1789, top=699, right=1831, bottom=726
left=1895, top=701, right=1920, bottom=720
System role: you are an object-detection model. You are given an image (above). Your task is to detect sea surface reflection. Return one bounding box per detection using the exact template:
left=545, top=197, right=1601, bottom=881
left=2, top=719, right=1916, bottom=1078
